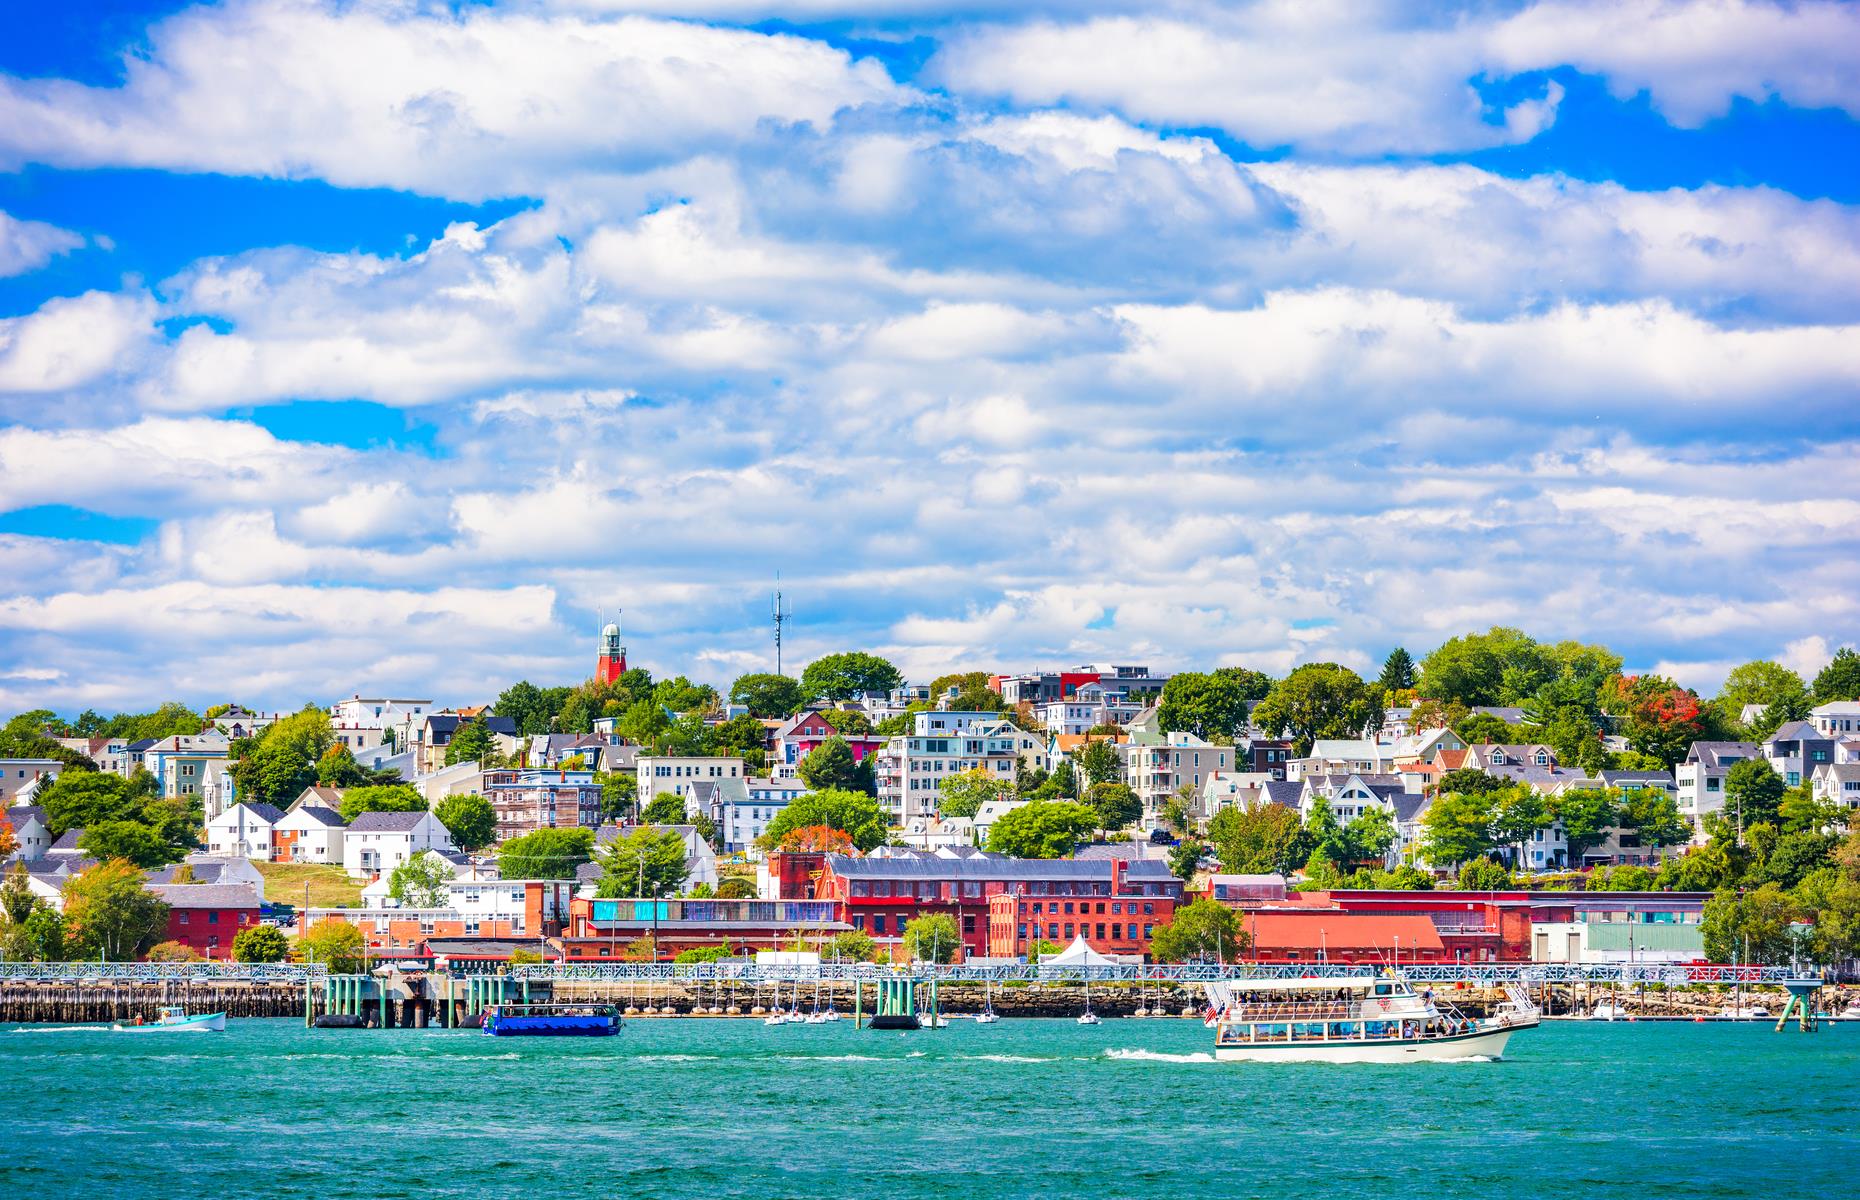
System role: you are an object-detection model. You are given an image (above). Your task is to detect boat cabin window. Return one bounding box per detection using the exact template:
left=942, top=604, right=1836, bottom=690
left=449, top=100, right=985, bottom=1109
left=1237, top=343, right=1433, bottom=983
left=1373, top=983, right=1392, bottom=996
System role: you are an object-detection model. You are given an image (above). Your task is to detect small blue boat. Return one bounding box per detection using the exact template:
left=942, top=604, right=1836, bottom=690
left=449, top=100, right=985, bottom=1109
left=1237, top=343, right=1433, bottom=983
left=480, top=1003, right=622, bottom=1037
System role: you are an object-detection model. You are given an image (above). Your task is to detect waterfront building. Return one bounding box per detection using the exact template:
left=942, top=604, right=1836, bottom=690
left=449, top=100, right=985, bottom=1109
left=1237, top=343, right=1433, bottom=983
left=559, top=895, right=847, bottom=959
left=146, top=883, right=262, bottom=959
left=812, top=850, right=1182, bottom=959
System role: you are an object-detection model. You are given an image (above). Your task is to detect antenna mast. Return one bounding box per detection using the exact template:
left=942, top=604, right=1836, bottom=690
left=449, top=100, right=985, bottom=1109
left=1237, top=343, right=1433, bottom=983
left=772, top=580, right=793, bottom=675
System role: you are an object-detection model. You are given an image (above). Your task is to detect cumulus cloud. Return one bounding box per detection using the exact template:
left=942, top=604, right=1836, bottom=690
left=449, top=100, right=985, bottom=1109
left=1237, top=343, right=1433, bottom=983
left=0, top=0, right=901, bottom=199
left=931, top=0, right=1860, bottom=153
left=0, top=210, right=84, bottom=277
left=0, top=291, right=154, bottom=396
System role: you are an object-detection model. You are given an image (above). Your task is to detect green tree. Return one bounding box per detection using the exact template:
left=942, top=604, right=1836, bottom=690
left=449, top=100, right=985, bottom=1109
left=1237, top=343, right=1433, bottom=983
left=797, top=736, right=874, bottom=794
left=1453, top=712, right=1515, bottom=745
left=1548, top=787, right=1621, bottom=865
left=1457, top=858, right=1513, bottom=890
left=1303, top=797, right=1344, bottom=861
left=1760, top=831, right=1836, bottom=888
left=1087, top=782, right=1142, bottom=831
left=1149, top=898, right=1247, bottom=962
left=1701, top=883, right=1798, bottom=964
left=716, top=875, right=758, bottom=899
left=492, top=680, right=562, bottom=735
left=62, top=861, right=170, bottom=960
left=643, top=792, right=688, bottom=825
left=1340, top=805, right=1398, bottom=865
left=1073, top=738, right=1121, bottom=787
left=801, top=652, right=903, bottom=701
left=38, top=770, right=138, bottom=836
left=1489, top=788, right=1548, bottom=867
left=231, top=923, right=291, bottom=963
left=826, top=929, right=878, bottom=962
left=1620, top=789, right=1690, bottom=853
left=1156, top=670, right=1266, bottom=740
left=729, top=673, right=805, bottom=717
left=433, top=793, right=497, bottom=853
left=986, top=800, right=1096, bottom=858
left=444, top=717, right=495, bottom=766
left=388, top=852, right=454, bottom=907
left=937, top=768, right=1008, bottom=819
left=652, top=675, right=721, bottom=715
left=1658, top=843, right=1736, bottom=891
left=1724, top=758, right=1785, bottom=840
left=1719, top=660, right=1809, bottom=710
left=901, top=912, right=961, bottom=963
left=1812, top=647, right=1860, bottom=703
left=1419, top=790, right=1495, bottom=868
left=1169, top=838, right=1205, bottom=881
left=78, top=820, right=178, bottom=868
left=1250, top=663, right=1375, bottom=755
left=763, top=788, right=889, bottom=852
left=296, top=917, right=366, bottom=973
left=595, top=827, right=690, bottom=898
left=1419, top=627, right=1559, bottom=707
left=230, top=707, right=335, bottom=806
left=1208, top=801, right=1305, bottom=875
left=597, top=771, right=638, bottom=822
left=1379, top=647, right=1416, bottom=693
left=819, top=708, right=874, bottom=736
left=1434, top=767, right=1506, bottom=797
left=1605, top=674, right=1710, bottom=768
left=338, top=784, right=425, bottom=824
left=315, top=743, right=371, bottom=788
left=497, top=828, right=596, bottom=879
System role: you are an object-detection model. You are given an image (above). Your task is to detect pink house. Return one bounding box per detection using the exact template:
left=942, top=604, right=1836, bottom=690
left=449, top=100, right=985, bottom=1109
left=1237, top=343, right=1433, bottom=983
left=772, top=711, right=886, bottom=772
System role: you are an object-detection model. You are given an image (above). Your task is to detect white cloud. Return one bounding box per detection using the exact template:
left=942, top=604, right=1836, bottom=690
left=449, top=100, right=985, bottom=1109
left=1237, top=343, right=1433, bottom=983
left=931, top=0, right=1860, bottom=153
left=0, top=291, right=154, bottom=394
left=0, top=210, right=83, bottom=277
left=0, top=0, right=902, bottom=199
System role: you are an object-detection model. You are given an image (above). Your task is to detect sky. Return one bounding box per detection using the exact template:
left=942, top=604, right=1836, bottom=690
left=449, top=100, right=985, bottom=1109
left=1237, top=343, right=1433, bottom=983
left=1, top=0, right=1858, bottom=715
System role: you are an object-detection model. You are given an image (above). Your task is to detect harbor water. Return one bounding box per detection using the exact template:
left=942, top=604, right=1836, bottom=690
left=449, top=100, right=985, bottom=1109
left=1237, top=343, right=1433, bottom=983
left=6, top=1017, right=1856, bottom=1199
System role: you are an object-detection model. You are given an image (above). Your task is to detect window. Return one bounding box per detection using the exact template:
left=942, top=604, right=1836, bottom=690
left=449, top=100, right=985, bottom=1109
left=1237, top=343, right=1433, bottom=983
left=872, top=916, right=886, bottom=934
left=1096, top=923, right=1105, bottom=939
left=208, top=911, right=219, bottom=924
left=178, top=911, right=188, bottom=924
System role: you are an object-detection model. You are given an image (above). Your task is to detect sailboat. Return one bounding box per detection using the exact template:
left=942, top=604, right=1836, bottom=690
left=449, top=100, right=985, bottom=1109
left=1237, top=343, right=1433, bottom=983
left=975, top=977, right=1000, bottom=1025
left=764, top=979, right=790, bottom=1026
left=1077, top=979, right=1101, bottom=1026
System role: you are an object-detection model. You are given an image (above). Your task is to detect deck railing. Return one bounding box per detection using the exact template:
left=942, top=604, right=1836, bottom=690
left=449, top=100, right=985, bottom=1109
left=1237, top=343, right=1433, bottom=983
left=512, top=962, right=1819, bottom=986
left=0, top=962, right=327, bottom=983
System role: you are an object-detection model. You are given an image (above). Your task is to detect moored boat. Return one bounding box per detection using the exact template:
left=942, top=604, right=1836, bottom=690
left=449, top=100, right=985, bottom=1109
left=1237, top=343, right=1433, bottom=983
left=481, top=1004, right=622, bottom=1037
left=112, top=1005, right=225, bottom=1033
left=1203, top=974, right=1538, bottom=1063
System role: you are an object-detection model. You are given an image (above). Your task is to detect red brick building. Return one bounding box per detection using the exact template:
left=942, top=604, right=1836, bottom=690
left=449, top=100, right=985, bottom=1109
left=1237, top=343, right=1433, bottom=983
left=1242, top=911, right=1450, bottom=964
left=146, top=883, right=262, bottom=960
left=812, top=850, right=1184, bottom=960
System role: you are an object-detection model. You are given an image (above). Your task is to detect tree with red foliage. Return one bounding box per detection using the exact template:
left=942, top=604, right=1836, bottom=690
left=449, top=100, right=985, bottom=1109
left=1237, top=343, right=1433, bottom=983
left=1606, top=674, right=1707, bottom=767
left=777, top=825, right=857, bottom=855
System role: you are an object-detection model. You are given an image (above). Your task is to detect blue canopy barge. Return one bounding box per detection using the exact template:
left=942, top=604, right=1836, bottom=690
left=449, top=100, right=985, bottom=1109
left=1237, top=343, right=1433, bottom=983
left=481, top=1004, right=622, bottom=1037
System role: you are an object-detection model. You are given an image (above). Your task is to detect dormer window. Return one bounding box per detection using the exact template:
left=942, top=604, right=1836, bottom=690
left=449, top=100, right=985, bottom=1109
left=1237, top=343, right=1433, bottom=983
left=1535, top=752, right=1548, bottom=765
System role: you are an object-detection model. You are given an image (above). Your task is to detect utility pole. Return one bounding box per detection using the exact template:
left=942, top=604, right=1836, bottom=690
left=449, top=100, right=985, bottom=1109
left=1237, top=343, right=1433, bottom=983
left=772, top=581, right=792, bottom=676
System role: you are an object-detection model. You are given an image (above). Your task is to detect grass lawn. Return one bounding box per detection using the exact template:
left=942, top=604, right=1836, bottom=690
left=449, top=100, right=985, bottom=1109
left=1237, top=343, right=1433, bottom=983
left=254, top=860, right=364, bottom=909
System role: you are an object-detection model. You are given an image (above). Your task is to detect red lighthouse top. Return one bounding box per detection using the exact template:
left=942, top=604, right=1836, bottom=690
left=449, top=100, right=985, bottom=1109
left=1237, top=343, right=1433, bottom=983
left=597, top=621, right=626, bottom=684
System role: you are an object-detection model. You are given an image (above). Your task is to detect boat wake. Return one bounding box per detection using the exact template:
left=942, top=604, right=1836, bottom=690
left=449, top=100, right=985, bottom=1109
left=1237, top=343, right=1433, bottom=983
left=1103, top=1048, right=1216, bottom=1064
left=7, top=1025, right=105, bottom=1034
left=961, top=1054, right=1053, bottom=1063
left=634, top=1054, right=720, bottom=1063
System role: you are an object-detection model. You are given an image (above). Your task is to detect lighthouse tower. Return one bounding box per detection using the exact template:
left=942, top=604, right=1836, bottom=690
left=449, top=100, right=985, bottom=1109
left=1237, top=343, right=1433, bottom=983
left=596, top=616, right=627, bottom=684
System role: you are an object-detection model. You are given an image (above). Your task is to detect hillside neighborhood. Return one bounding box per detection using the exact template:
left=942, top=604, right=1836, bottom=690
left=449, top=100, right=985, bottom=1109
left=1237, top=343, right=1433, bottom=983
left=4, top=627, right=1860, bottom=972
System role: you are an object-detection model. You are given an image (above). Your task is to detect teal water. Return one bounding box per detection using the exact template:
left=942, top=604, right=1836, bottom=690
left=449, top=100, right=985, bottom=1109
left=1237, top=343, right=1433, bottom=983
left=4, top=1018, right=1855, bottom=1198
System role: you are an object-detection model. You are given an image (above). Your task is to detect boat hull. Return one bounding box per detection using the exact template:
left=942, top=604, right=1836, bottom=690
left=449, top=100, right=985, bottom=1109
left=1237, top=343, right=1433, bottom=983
left=1213, top=1022, right=1527, bottom=1063
left=483, top=1016, right=619, bottom=1037
left=112, top=1012, right=226, bottom=1033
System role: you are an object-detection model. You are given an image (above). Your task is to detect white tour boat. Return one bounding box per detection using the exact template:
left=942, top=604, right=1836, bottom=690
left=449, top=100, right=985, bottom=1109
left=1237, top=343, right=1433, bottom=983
left=1202, top=974, right=1537, bottom=1063
left=1719, top=1003, right=1771, bottom=1020
left=112, top=1006, right=226, bottom=1033
left=1591, top=1001, right=1630, bottom=1021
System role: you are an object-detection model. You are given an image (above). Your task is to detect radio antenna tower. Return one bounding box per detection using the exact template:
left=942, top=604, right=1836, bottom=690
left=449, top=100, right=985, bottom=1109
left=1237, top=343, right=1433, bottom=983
left=772, top=578, right=793, bottom=675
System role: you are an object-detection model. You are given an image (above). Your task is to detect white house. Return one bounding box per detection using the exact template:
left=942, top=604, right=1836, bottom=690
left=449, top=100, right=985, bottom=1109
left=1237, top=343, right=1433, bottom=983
left=343, top=810, right=456, bottom=878
left=273, top=803, right=348, bottom=864
left=205, top=801, right=285, bottom=859
left=1675, top=741, right=1760, bottom=825
left=1, top=804, right=53, bottom=861
left=874, top=713, right=1049, bottom=821
left=1119, top=732, right=1233, bottom=827
left=1811, top=701, right=1860, bottom=739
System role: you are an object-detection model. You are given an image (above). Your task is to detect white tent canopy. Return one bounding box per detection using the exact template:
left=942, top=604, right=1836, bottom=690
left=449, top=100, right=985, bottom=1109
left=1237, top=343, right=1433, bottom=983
left=1042, top=935, right=1118, bottom=967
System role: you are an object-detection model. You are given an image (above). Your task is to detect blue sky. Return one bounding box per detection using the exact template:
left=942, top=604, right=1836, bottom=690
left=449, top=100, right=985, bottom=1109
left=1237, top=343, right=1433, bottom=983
left=1, top=0, right=1857, bottom=714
